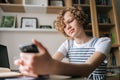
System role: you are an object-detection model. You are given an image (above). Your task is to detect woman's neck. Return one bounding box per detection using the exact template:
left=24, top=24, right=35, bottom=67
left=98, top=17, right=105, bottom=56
left=74, top=34, right=92, bottom=44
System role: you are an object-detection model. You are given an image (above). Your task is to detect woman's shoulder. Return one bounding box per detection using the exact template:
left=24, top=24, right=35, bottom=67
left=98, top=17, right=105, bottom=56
left=93, top=37, right=111, bottom=44
left=97, top=37, right=111, bottom=42
left=61, top=39, right=73, bottom=46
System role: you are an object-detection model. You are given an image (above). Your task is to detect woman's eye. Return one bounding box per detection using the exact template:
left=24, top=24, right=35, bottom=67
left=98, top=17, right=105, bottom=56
left=68, top=19, right=74, bottom=23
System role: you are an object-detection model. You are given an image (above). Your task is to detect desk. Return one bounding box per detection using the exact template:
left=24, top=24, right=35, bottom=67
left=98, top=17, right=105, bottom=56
left=50, top=75, right=88, bottom=80
left=0, top=75, right=88, bottom=80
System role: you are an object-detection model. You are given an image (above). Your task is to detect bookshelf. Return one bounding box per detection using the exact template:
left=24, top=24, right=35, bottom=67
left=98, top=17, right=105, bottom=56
left=96, top=0, right=120, bottom=67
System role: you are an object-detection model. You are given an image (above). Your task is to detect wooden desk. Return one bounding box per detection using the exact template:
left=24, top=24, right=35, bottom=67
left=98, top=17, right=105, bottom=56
left=50, top=75, right=88, bottom=80
left=0, top=69, right=89, bottom=80
left=0, top=75, right=88, bottom=80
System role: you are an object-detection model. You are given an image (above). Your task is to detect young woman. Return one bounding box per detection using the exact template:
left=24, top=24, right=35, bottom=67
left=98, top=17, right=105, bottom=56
left=15, top=6, right=111, bottom=80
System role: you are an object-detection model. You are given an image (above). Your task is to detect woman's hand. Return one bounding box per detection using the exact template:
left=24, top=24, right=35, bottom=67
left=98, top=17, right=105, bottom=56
left=14, top=39, right=54, bottom=77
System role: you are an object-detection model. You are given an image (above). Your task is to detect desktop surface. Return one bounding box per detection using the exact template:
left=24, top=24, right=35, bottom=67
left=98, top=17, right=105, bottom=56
left=0, top=75, right=88, bottom=80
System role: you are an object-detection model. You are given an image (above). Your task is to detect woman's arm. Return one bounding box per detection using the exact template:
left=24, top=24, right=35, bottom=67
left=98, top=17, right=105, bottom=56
left=52, top=52, right=65, bottom=61
left=51, top=51, right=106, bottom=77
left=15, top=39, right=106, bottom=77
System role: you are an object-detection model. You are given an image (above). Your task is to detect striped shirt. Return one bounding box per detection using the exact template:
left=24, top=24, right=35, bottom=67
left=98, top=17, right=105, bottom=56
left=57, top=37, right=111, bottom=80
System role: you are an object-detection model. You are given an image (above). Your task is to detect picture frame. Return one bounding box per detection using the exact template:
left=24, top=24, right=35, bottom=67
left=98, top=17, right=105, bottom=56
left=21, top=17, right=38, bottom=29
left=0, top=15, right=16, bottom=28
left=49, top=0, right=64, bottom=7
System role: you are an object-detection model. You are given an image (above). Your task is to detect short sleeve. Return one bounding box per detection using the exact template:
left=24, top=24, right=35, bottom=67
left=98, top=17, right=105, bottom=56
left=57, top=40, right=68, bottom=56
left=94, top=37, right=112, bottom=57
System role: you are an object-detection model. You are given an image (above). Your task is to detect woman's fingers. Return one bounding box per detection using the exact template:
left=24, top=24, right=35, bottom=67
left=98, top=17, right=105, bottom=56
left=14, top=59, right=24, bottom=66
left=32, top=39, right=47, bottom=53
left=17, top=39, right=52, bottom=76
left=19, top=65, right=38, bottom=77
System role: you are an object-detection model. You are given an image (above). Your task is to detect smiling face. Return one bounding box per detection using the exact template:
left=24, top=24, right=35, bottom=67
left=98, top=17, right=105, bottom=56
left=63, top=11, right=84, bottom=38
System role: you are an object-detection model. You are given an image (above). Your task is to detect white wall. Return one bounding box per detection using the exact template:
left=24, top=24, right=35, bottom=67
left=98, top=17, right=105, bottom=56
left=0, top=31, right=66, bottom=70
left=0, top=12, right=66, bottom=70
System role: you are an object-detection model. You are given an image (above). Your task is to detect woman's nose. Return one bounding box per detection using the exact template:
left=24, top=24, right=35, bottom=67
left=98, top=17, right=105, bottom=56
left=66, top=24, right=71, bottom=30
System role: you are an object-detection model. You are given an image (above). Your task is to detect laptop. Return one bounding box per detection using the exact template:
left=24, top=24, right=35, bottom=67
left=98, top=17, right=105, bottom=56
left=0, top=44, right=10, bottom=68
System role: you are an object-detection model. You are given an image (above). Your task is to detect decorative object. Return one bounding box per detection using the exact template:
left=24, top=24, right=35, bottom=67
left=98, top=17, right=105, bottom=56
left=21, top=17, right=38, bottom=29
left=23, top=0, right=48, bottom=7
left=49, top=0, right=64, bottom=7
left=0, top=15, right=16, bottom=28
left=39, top=25, right=52, bottom=29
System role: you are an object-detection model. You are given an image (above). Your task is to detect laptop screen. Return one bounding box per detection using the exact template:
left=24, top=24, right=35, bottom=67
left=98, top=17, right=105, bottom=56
left=0, top=44, right=10, bottom=68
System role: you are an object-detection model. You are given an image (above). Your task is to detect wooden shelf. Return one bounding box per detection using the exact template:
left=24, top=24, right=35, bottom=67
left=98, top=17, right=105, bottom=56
left=98, top=23, right=115, bottom=27
left=0, top=3, right=65, bottom=14
left=0, top=3, right=25, bottom=12
left=47, top=6, right=65, bottom=14
left=112, top=44, right=120, bottom=48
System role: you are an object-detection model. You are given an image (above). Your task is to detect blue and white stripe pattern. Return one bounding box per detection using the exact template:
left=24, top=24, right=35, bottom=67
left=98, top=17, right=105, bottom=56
left=67, top=38, right=107, bottom=80
left=68, top=48, right=95, bottom=64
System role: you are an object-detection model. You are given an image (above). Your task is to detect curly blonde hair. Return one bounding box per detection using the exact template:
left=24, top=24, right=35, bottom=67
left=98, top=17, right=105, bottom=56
left=54, top=6, right=89, bottom=37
